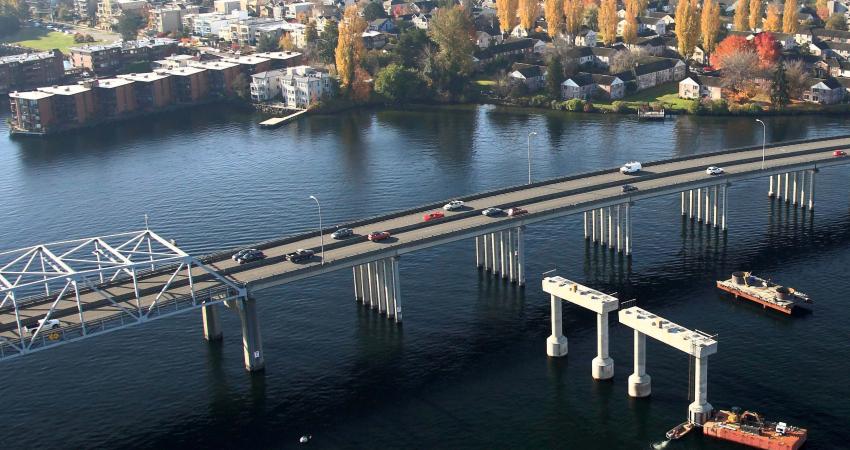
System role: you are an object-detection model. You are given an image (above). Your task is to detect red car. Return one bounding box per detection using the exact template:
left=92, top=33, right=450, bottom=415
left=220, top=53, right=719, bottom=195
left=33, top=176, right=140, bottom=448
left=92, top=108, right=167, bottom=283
left=508, top=207, right=528, bottom=217
left=834, top=150, right=847, bottom=157
left=368, top=231, right=391, bottom=241
left=423, top=211, right=445, bottom=222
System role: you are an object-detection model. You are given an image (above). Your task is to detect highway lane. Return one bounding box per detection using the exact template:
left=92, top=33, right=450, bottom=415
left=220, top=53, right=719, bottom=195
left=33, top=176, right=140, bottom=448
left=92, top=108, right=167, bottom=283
left=2, top=136, right=849, bottom=340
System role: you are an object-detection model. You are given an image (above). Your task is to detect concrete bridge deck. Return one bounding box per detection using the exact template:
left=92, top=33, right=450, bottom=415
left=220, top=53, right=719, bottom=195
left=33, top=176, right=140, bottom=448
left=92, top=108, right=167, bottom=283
left=3, top=135, right=850, bottom=350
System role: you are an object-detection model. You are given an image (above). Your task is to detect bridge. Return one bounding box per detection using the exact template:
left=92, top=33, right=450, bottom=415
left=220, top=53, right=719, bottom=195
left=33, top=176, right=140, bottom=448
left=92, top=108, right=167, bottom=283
left=3, top=135, right=849, bottom=370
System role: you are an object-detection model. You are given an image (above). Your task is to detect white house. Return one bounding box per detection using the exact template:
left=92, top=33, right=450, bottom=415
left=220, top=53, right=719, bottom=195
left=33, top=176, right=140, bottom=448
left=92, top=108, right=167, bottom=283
left=279, top=65, right=333, bottom=109
left=250, top=69, right=284, bottom=102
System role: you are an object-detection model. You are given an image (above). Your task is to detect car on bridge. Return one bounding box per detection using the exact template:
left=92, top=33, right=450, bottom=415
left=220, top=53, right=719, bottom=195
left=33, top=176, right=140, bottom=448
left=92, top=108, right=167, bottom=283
left=508, top=207, right=528, bottom=216
left=443, top=200, right=465, bottom=211
left=331, top=228, right=354, bottom=239
left=622, top=184, right=638, bottom=192
left=620, top=161, right=642, bottom=174
left=232, top=248, right=259, bottom=261
left=834, top=150, right=847, bottom=157
left=23, top=319, right=61, bottom=335
left=705, top=166, right=724, bottom=175
left=287, top=249, right=315, bottom=263
left=237, top=249, right=266, bottom=264
left=423, top=211, right=445, bottom=221
left=482, top=207, right=505, bottom=217
left=368, top=231, right=391, bottom=241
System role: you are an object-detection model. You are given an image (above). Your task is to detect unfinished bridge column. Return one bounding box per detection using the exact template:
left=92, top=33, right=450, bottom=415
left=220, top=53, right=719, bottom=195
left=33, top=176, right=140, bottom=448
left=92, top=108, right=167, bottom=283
left=808, top=169, right=816, bottom=210
left=688, top=356, right=713, bottom=425
left=546, top=294, right=568, bottom=357
left=238, top=297, right=264, bottom=372
left=627, top=330, right=651, bottom=397
left=592, top=310, right=614, bottom=380
left=202, top=304, right=222, bottom=341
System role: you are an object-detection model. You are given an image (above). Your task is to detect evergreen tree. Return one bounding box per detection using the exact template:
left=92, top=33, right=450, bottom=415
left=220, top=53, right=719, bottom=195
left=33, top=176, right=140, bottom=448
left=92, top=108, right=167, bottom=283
left=546, top=56, right=564, bottom=100
left=771, top=62, right=790, bottom=109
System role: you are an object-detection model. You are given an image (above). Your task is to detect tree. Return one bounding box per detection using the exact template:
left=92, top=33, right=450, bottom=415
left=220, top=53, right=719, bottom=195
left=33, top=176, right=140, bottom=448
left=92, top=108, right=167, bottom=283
left=783, top=0, right=798, bottom=33
left=826, top=13, right=848, bottom=30
left=375, top=63, right=426, bottom=101
left=753, top=32, right=780, bottom=68
left=395, top=27, right=429, bottom=67
left=351, top=66, right=372, bottom=102
left=720, top=50, right=761, bottom=99
left=710, top=35, right=753, bottom=68
left=748, top=0, right=762, bottom=30
left=279, top=33, right=295, bottom=51
left=117, top=11, right=145, bottom=41
left=816, top=0, right=828, bottom=21
left=675, top=0, right=700, bottom=59
left=363, top=1, right=386, bottom=21
left=770, top=62, right=790, bottom=109
left=335, top=5, right=367, bottom=91
left=583, top=5, right=598, bottom=30
left=564, top=0, right=584, bottom=38
left=0, top=15, right=19, bottom=38
left=701, top=0, right=721, bottom=54
left=429, top=5, right=476, bottom=94
left=734, top=0, right=748, bottom=31
left=546, top=55, right=565, bottom=99
left=764, top=3, right=781, bottom=31
left=305, top=21, right=318, bottom=44
left=545, top=0, right=563, bottom=37
left=598, top=0, right=617, bottom=45
left=318, top=20, right=338, bottom=63
left=623, top=15, right=638, bottom=44
left=785, top=60, right=810, bottom=99
left=256, top=33, right=277, bottom=51
left=496, top=0, right=518, bottom=33
left=518, top=0, right=538, bottom=31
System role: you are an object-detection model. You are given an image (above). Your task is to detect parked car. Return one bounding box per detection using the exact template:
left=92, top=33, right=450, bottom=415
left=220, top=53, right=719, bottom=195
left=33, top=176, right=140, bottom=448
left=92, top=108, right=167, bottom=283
left=423, top=211, right=445, bottom=222
left=368, top=231, right=391, bottom=241
left=507, top=207, right=528, bottom=216
left=331, top=228, right=354, bottom=239
left=834, top=150, right=847, bottom=157
left=23, top=318, right=60, bottom=334
left=232, top=248, right=258, bottom=261
left=622, top=184, right=638, bottom=192
left=237, top=249, right=265, bottom=264
left=443, top=200, right=465, bottom=211
left=620, top=161, right=642, bottom=174
left=482, top=207, right=504, bottom=217
left=286, top=248, right=315, bottom=263
left=705, top=166, right=724, bottom=175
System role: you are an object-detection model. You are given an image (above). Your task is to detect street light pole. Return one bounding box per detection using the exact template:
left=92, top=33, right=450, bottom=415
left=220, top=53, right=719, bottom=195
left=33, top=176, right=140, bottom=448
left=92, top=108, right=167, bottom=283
left=527, top=131, right=537, bottom=184
left=309, top=195, right=324, bottom=265
left=756, top=119, right=766, bottom=170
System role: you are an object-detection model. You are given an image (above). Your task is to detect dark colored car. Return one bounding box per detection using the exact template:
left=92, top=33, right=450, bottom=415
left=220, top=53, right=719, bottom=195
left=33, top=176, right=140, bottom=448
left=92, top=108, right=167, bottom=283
left=368, top=231, right=391, bottom=241
left=286, top=249, right=315, bottom=263
left=622, top=184, right=638, bottom=192
left=237, top=250, right=265, bottom=264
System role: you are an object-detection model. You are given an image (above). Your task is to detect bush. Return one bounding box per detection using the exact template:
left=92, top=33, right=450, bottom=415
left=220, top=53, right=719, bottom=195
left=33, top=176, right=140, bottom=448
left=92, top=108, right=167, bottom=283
left=705, top=99, right=728, bottom=114
left=529, top=94, right=549, bottom=107
left=686, top=99, right=701, bottom=114
left=611, top=101, right=628, bottom=113
left=583, top=101, right=595, bottom=113
left=565, top=98, right=585, bottom=111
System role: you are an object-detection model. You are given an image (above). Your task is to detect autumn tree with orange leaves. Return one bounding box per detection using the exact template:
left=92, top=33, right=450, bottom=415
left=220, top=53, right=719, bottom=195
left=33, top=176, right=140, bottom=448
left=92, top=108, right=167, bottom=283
left=335, top=5, right=366, bottom=92
left=783, top=0, right=798, bottom=33
left=563, top=0, right=585, bottom=38
left=734, top=0, right=748, bottom=30
left=753, top=32, right=780, bottom=68
left=518, top=0, right=538, bottom=31
left=545, top=0, right=564, bottom=37
left=701, top=0, right=721, bottom=54
left=496, top=0, right=519, bottom=33
left=764, top=3, right=781, bottom=31
left=675, top=0, right=700, bottom=58
left=748, top=0, right=762, bottom=30
left=598, top=0, right=617, bottom=45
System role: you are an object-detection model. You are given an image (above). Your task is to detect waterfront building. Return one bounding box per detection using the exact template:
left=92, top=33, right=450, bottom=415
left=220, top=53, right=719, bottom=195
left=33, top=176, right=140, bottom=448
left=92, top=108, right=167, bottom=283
left=36, top=84, right=97, bottom=127
left=678, top=75, right=723, bottom=101
left=279, top=65, right=332, bottom=109
left=252, top=51, right=303, bottom=69
left=70, top=39, right=179, bottom=75
left=250, top=69, right=284, bottom=102
left=164, top=66, right=210, bottom=103
left=154, top=54, right=196, bottom=69
left=189, top=60, right=241, bottom=97
left=0, top=50, right=65, bottom=93
left=8, top=91, right=56, bottom=133
left=561, top=73, right=625, bottom=100
left=224, top=55, right=273, bottom=76
left=93, top=77, right=138, bottom=117
left=117, top=72, right=175, bottom=110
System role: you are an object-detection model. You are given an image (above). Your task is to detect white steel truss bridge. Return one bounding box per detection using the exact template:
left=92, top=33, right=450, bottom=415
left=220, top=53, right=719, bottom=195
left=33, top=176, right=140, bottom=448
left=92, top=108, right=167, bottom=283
left=0, top=229, right=246, bottom=361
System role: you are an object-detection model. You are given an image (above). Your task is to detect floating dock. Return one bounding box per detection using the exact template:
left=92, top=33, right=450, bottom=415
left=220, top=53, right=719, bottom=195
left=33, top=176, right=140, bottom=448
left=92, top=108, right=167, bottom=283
left=703, top=409, right=807, bottom=450
left=716, top=272, right=811, bottom=315
left=259, top=109, right=307, bottom=128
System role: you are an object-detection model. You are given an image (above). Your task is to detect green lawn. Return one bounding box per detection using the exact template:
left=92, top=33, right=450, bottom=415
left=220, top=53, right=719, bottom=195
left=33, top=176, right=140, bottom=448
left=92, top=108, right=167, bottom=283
left=1, top=28, right=99, bottom=54
left=596, top=82, right=686, bottom=110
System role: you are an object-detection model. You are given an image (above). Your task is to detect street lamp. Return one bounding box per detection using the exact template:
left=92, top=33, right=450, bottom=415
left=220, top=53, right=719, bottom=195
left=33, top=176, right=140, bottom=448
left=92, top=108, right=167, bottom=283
left=755, top=119, right=766, bottom=170
left=309, top=195, right=324, bottom=265
left=527, top=131, right=537, bottom=184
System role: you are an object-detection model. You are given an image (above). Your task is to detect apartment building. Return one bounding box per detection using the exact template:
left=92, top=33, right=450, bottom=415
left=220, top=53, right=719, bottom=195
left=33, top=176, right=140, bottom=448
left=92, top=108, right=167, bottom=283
left=37, top=84, right=97, bottom=127
left=70, top=39, right=179, bottom=75
left=253, top=51, right=303, bottom=69
left=94, top=77, right=137, bottom=117
left=214, top=0, right=241, bottom=13
left=118, top=71, right=175, bottom=110
left=279, top=65, right=331, bottom=109
left=8, top=91, right=56, bottom=133
left=164, top=66, right=210, bottom=103
left=189, top=60, right=241, bottom=96
left=0, top=50, right=65, bottom=93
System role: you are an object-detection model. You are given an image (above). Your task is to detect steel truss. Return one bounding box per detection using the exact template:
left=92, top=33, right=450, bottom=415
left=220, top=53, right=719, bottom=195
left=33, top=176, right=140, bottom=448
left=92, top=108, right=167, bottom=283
left=0, top=230, right=246, bottom=361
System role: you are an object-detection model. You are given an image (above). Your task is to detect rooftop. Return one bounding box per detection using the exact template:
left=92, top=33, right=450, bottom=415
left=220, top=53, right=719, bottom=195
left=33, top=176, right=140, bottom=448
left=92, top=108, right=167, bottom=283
left=37, top=84, right=91, bottom=95
left=96, top=78, right=135, bottom=88
left=253, top=51, right=302, bottom=60
left=164, top=66, right=207, bottom=76
left=9, top=91, right=53, bottom=100
left=117, top=71, right=171, bottom=82
left=0, top=50, right=60, bottom=65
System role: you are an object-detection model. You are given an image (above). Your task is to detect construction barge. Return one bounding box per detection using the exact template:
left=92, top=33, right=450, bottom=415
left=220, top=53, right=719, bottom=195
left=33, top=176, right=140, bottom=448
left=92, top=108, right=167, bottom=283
left=716, top=272, right=811, bottom=315
left=703, top=408, right=807, bottom=450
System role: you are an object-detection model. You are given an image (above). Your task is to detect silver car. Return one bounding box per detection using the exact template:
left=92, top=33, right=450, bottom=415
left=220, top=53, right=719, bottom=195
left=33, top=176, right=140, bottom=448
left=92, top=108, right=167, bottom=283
left=331, top=228, right=354, bottom=239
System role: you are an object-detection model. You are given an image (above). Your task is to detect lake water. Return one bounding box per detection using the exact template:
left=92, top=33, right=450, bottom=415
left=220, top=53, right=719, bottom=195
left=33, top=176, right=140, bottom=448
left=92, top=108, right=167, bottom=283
left=1, top=105, right=848, bottom=449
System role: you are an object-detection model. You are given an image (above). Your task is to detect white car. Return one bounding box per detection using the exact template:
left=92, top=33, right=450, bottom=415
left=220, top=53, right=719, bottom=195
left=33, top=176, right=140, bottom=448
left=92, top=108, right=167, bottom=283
left=705, top=166, right=724, bottom=175
left=23, top=318, right=60, bottom=334
left=443, top=200, right=465, bottom=211
left=620, top=161, right=642, bottom=174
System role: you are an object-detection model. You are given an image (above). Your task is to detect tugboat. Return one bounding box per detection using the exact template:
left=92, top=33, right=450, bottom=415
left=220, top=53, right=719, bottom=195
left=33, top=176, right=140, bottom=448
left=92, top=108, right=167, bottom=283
left=703, top=408, right=807, bottom=449
left=666, top=421, right=695, bottom=440
left=716, top=272, right=811, bottom=315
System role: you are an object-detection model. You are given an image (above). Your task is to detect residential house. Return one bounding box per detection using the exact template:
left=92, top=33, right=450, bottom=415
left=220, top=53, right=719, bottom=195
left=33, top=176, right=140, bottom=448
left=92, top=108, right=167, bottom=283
left=691, top=45, right=709, bottom=65
left=803, top=77, right=845, bottom=104
left=646, top=11, right=675, bottom=25
left=412, top=13, right=431, bottom=30
left=285, top=2, right=312, bottom=20
left=508, top=64, right=546, bottom=91
left=476, top=30, right=503, bottom=48
left=678, top=75, right=723, bottom=100
left=250, top=69, right=283, bottom=101
left=575, top=28, right=597, bottom=47
left=591, top=46, right=625, bottom=67
left=561, top=73, right=624, bottom=99
left=629, top=35, right=664, bottom=54
left=816, top=40, right=850, bottom=59
left=472, top=38, right=535, bottom=65
left=617, top=16, right=666, bottom=37
left=632, top=57, right=686, bottom=90
left=362, top=31, right=388, bottom=49
left=812, top=27, right=850, bottom=44
left=279, top=65, right=333, bottom=109
left=563, top=46, right=595, bottom=67
left=369, top=18, right=397, bottom=33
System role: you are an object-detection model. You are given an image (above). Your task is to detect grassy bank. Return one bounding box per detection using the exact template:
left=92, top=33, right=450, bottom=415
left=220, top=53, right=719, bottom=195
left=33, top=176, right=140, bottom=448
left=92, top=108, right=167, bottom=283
left=1, top=28, right=100, bottom=54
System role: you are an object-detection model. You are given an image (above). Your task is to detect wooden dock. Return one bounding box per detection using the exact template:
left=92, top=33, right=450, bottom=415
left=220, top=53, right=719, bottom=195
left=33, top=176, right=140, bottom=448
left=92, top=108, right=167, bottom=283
left=259, top=109, right=307, bottom=128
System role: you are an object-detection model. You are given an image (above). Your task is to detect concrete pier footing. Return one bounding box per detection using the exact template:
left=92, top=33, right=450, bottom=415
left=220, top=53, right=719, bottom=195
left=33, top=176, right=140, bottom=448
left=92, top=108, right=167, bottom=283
left=688, top=356, right=713, bottom=425
left=238, top=297, right=264, bottom=372
left=202, top=304, right=222, bottom=341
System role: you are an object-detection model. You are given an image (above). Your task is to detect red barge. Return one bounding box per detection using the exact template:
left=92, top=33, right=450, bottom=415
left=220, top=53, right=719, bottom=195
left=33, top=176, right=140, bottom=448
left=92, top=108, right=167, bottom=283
left=703, top=408, right=807, bottom=449
left=716, top=272, right=811, bottom=315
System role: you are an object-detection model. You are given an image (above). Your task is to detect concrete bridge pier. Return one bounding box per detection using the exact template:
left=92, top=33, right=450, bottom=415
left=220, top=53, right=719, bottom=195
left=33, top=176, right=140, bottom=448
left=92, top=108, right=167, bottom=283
left=238, top=297, right=264, bottom=372
left=722, top=184, right=728, bottom=231
left=376, top=260, right=387, bottom=314
left=628, top=330, right=651, bottom=397
left=353, top=266, right=362, bottom=302
left=775, top=173, right=783, bottom=200
left=592, top=310, right=615, bottom=380
left=625, top=202, right=633, bottom=256
left=490, top=232, right=500, bottom=277
left=591, top=209, right=598, bottom=242
left=808, top=169, right=816, bottom=210
left=500, top=231, right=507, bottom=279
left=769, top=175, right=775, bottom=197
left=475, top=236, right=482, bottom=268
left=546, top=294, right=568, bottom=357
left=516, top=226, right=526, bottom=286
left=688, top=356, right=713, bottom=425
left=391, top=256, right=402, bottom=322
left=202, top=304, right=222, bottom=341
left=784, top=172, right=790, bottom=202
left=688, top=190, right=694, bottom=219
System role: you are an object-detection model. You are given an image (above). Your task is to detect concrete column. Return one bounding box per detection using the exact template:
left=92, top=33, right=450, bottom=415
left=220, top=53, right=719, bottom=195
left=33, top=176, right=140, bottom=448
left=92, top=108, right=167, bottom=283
left=784, top=172, right=790, bottom=203
left=592, top=311, right=614, bottom=380
left=592, top=209, right=597, bottom=242
left=775, top=174, right=782, bottom=200
left=483, top=234, right=489, bottom=271
left=359, top=265, right=368, bottom=305
left=625, top=202, right=632, bottom=256
left=792, top=171, right=798, bottom=205
left=238, top=297, right=264, bottom=372
left=799, top=171, right=806, bottom=208
left=391, top=256, right=402, bottom=322
left=475, top=236, right=482, bottom=268
left=689, top=190, right=694, bottom=219
left=808, top=169, right=816, bottom=210
left=599, top=208, right=605, bottom=246
left=681, top=192, right=685, bottom=215
left=353, top=266, right=361, bottom=302
left=202, top=304, right=222, bottom=341
left=705, top=188, right=710, bottom=224
left=688, top=356, right=713, bottom=425
left=376, top=260, right=386, bottom=314
left=769, top=175, right=774, bottom=197
left=517, top=226, right=526, bottom=286
left=490, top=232, right=498, bottom=276
left=382, top=259, right=392, bottom=316
left=697, top=188, right=702, bottom=222
left=712, top=185, right=718, bottom=228
left=607, top=207, right=613, bottom=249
left=722, top=184, right=728, bottom=231
left=584, top=212, right=589, bottom=239
left=366, top=263, right=375, bottom=308
left=500, top=231, right=507, bottom=279
left=508, top=230, right=515, bottom=283
left=546, top=294, right=568, bottom=357
left=627, top=330, right=651, bottom=397
left=616, top=205, right=622, bottom=253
